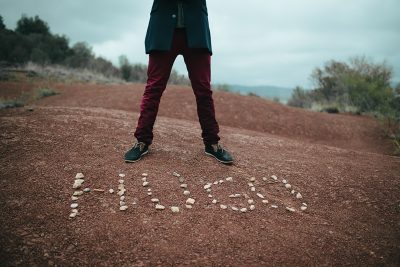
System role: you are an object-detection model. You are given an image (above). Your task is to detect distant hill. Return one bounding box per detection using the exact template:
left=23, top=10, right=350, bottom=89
left=229, top=84, right=294, bottom=103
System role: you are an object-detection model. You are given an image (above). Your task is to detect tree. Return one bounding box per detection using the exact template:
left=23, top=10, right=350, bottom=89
left=0, top=15, right=5, bottom=30
left=65, top=42, right=93, bottom=68
left=287, top=86, right=313, bottom=108
left=16, top=15, right=50, bottom=35
left=119, top=55, right=132, bottom=81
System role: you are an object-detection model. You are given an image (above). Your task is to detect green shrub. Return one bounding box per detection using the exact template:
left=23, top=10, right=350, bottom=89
left=35, top=88, right=59, bottom=99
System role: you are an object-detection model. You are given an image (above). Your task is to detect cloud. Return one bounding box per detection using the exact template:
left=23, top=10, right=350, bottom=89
left=1, top=0, right=399, bottom=87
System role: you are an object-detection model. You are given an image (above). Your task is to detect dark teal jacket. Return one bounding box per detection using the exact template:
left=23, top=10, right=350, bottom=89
left=145, top=0, right=212, bottom=54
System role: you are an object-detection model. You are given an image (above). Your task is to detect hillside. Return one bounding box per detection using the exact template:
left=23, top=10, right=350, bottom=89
left=0, top=82, right=399, bottom=266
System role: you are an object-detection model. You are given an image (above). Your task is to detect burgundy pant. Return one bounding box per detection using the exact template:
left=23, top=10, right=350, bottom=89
left=134, top=29, right=220, bottom=146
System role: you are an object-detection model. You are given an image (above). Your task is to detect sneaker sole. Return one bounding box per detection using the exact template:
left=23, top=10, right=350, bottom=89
left=124, top=150, right=149, bottom=163
left=205, top=151, right=233, bottom=164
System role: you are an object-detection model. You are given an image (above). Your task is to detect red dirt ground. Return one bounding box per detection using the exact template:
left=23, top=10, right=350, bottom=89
left=0, top=81, right=399, bottom=266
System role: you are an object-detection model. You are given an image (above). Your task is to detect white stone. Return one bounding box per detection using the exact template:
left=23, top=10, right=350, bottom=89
left=286, top=207, right=296, bottom=212
left=180, top=184, right=188, bottom=189
left=249, top=205, right=255, bottom=211
left=262, top=200, right=269, bottom=204
left=282, top=179, right=287, bottom=184
left=151, top=198, right=159, bottom=203
left=75, top=173, right=84, bottom=179
left=120, top=196, right=125, bottom=201
left=118, top=179, right=124, bottom=184
left=212, top=199, right=218, bottom=204
left=71, top=196, right=78, bottom=201
left=119, top=173, right=126, bottom=178
left=271, top=175, right=278, bottom=181
left=155, top=204, right=165, bottom=210
left=301, top=206, right=308, bottom=211
left=83, top=188, right=90, bottom=193
left=119, top=206, right=128, bottom=211
left=184, top=190, right=190, bottom=196
left=302, top=203, right=308, bottom=207
left=186, top=198, right=195, bottom=205
left=71, top=209, right=78, bottom=213
left=219, top=180, right=224, bottom=184
left=172, top=172, right=180, bottom=177
left=213, top=181, right=219, bottom=185
left=250, top=177, right=256, bottom=182
left=296, top=193, right=303, bottom=199
left=147, top=188, right=152, bottom=192
left=142, top=181, right=150, bottom=187
left=251, top=187, right=256, bottom=192
left=262, top=177, right=268, bottom=181
left=141, top=177, right=147, bottom=182
left=109, top=189, right=114, bottom=194
left=179, top=177, right=185, bottom=183
left=70, top=203, right=78, bottom=209
left=120, top=201, right=126, bottom=206
left=248, top=199, right=254, bottom=204
left=73, top=191, right=83, bottom=196
left=229, top=194, right=241, bottom=198
left=204, top=184, right=212, bottom=190
left=171, top=206, right=180, bottom=213
left=147, top=192, right=152, bottom=196
left=118, top=184, right=125, bottom=190
left=142, top=173, right=148, bottom=177
left=256, top=193, right=265, bottom=199
left=285, top=184, right=292, bottom=189
left=248, top=183, right=254, bottom=187
left=220, top=204, right=228, bottom=210
left=291, top=190, right=295, bottom=194
left=208, top=194, right=213, bottom=198
left=231, top=206, right=239, bottom=211
left=185, top=205, right=193, bottom=209
left=240, top=208, right=248, bottom=213
left=226, top=177, right=233, bottom=182
left=117, top=189, right=126, bottom=196
left=69, top=213, right=77, bottom=218
left=73, top=179, right=84, bottom=189
left=206, top=189, right=212, bottom=193
left=271, top=205, right=278, bottom=208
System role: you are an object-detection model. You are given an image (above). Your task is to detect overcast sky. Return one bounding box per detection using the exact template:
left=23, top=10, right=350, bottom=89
left=1, top=0, right=399, bottom=88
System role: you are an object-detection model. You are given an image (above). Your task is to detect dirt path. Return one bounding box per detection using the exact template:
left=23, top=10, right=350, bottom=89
left=1, top=98, right=399, bottom=266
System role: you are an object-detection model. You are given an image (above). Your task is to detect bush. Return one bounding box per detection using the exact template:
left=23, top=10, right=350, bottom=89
left=35, top=88, right=59, bottom=99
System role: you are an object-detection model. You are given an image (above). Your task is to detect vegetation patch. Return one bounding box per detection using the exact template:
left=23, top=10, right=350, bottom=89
left=35, top=88, right=59, bottom=99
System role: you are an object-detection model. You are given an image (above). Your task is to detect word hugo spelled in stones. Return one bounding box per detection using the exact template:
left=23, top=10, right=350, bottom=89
left=68, top=172, right=309, bottom=219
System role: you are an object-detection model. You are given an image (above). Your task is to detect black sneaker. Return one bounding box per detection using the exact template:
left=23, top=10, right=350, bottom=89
left=205, top=143, right=233, bottom=164
left=124, top=142, right=149, bottom=163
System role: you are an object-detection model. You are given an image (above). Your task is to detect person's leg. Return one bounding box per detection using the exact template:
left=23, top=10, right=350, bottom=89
left=134, top=51, right=177, bottom=145
left=182, top=48, right=220, bottom=145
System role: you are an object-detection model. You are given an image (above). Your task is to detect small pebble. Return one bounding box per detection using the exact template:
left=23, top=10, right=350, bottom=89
left=179, top=177, right=185, bottom=183
left=296, top=193, right=303, bottom=199
left=70, top=203, right=78, bottom=209
left=219, top=180, right=224, bottom=184
left=251, top=187, right=256, bottom=192
left=109, top=189, right=114, bottom=194
left=249, top=205, right=255, bottom=211
left=302, top=203, right=308, bottom=207
left=71, top=196, right=78, bottom=201
left=226, top=177, right=233, bottom=182
left=286, top=207, right=296, bottom=212
left=172, top=172, right=180, bottom=177
left=83, top=188, right=91, bottom=193
left=117, top=190, right=125, bottom=196
left=206, top=189, right=212, bottom=193
left=300, top=206, right=308, bottom=211
left=291, top=190, right=295, bottom=194
left=248, top=199, right=254, bottom=204
left=143, top=181, right=150, bottom=187
left=171, top=206, right=180, bottom=213
left=75, top=173, right=84, bottom=179
left=119, top=206, right=128, bottom=211
left=93, top=189, right=105, bottom=192
left=204, top=184, right=212, bottom=190
left=141, top=177, right=147, bottom=182
left=262, top=200, right=269, bottom=204
left=151, top=198, right=159, bottom=203
left=256, top=193, right=265, bottom=199
left=180, top=184, right=188, bottom=189
left=73, top=179, right=84, bottom=189
left=147, top=192, right=152, bottom=196
left=213, top=181, right=219, bottom=185
left=73, top=191, right=83, bottom=196
left=142, top=173, right=148, bottom=177
left=271, top=175, right=278, bottom=181
left=120, top=196, right=125, bottom=201
left=282, top=179, right=287, bottom=184
left=240, top=208, right=248, bottom=213
left=119, top=173, right=126, bottom=178
left=271, top=205, right=278, bottom=208
left=120, top=201, right=126, bottom=206
left=184, top=190, right=190, bottom=196
left=147, top=188, right=152, bottom=192
left=71, top=209, right=78, bottom=213
left=262, top=177, right=268, bottom=181
left=250, top=177, right=256, bottom=182
left=231, top=206, right=239, bottom=211
left=220, top=204, right=228, bottom=209
left=69, top=213, right=77, bottom=218
left=248, top=183, right=254, bottom=187
left=185, top=205, right=193, bottom=209
left=118, top=179, right=124, bottom=184
left=285, top=184, right=292, bottom=189
left=212, top=199, right=218, bottom=204
left=208, top=194, right=213, bottom=198
left=155, top=204, right=165, bottom=210
left=186, top=198, right=195, bottom=205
